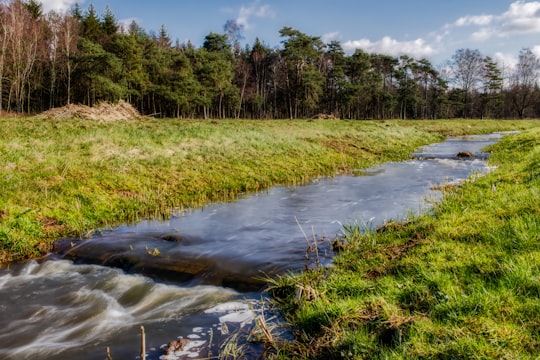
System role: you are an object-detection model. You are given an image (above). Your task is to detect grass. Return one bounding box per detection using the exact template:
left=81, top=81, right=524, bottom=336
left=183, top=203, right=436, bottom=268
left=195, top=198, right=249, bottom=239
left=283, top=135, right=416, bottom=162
left=1, top=118, right=538, bottom=263
left=268, top=125, right=540, bottom=359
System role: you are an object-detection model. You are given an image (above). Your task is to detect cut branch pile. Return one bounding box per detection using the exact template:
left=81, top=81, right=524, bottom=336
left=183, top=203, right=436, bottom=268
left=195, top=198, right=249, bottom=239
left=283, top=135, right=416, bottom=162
left=37, top=100, right=144, bottom=121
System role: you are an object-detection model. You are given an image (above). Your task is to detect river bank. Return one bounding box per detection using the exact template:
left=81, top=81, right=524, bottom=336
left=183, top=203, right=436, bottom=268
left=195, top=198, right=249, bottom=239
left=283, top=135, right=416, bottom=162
left=1, top=118, right=538, bottom=263
left=270, top=126, right=540, bottom=358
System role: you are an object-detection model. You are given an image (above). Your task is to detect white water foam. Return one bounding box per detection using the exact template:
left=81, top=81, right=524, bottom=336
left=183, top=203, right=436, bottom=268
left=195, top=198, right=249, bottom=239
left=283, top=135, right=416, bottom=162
left=0, top=260, right=238, bottom=359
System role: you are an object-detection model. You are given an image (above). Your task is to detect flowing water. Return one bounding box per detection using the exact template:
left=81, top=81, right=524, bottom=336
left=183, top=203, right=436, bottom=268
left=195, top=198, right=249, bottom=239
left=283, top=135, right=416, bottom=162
left=0, top=133, right=506, bottom=359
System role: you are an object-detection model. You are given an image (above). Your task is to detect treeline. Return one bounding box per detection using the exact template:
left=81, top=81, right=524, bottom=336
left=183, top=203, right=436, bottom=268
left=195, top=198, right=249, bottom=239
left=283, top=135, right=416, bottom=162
left=2, top=0, right=540, bottom=119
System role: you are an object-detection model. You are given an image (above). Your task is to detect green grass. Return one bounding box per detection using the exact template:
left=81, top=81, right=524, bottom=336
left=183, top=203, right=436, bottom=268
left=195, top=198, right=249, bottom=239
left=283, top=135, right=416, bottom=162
left=0, top=118, right=538, bottom=265
left=269, top=125, right=540, bottom=359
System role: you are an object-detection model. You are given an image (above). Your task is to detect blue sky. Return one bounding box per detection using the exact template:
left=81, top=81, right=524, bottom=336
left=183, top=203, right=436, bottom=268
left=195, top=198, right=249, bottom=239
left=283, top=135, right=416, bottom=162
left=39, top=0, right=540, bottom=67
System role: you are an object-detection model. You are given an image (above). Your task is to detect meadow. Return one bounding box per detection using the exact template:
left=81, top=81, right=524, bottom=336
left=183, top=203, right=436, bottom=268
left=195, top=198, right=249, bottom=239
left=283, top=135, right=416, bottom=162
left=1, top=118, right=537, bottom=263
left=268, top=125, right=540, bottom=358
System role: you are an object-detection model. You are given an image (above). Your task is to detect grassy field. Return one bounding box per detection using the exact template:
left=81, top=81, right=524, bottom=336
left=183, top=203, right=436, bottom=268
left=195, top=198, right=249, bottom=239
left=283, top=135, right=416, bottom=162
left=1, top=118, right=538, bottom=263
left=268, top=125, right=540, bottom=359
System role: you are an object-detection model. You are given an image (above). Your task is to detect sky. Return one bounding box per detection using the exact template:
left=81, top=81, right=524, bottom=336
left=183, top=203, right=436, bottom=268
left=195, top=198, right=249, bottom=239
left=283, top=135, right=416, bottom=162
left=38, top=0, right=540, bottom=68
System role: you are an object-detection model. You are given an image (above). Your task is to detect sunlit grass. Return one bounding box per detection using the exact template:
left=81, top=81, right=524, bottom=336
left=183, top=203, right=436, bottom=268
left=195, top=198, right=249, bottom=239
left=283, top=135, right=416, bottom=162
left=270, top=126, right=540, bottom=358
left=0, top=118, right=538, bottom=263
left=0, top=117, right=444, bottom=262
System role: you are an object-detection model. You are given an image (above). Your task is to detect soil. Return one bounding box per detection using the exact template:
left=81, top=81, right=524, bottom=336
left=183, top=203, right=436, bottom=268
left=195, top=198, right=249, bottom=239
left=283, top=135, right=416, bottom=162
left=37, top=100, right=144, bottom=121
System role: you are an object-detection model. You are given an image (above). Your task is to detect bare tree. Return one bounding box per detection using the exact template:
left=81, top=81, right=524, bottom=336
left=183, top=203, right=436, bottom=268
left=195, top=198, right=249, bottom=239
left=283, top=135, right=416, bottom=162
left=47, top=11, right=61, bottom=108
left=0, top=1, right=14, bottom=112
left=449, top=48, right=484, bottom=117
left=58, top=12, right=79, bottom=105
left=223, top=19, right=244, bottom=51
left=7, top=0, right=40, bottom=113
left=509, top=48, right=539, bottom=118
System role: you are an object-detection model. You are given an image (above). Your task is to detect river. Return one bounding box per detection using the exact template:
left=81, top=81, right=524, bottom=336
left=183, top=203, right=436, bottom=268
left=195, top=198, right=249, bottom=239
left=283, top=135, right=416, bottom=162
left=0, top=133, right=505, bottom=359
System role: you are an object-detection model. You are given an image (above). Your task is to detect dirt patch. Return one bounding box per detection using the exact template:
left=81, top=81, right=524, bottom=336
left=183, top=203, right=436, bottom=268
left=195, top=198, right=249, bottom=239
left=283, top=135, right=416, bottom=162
left=37, top=100, right=144, bottom=121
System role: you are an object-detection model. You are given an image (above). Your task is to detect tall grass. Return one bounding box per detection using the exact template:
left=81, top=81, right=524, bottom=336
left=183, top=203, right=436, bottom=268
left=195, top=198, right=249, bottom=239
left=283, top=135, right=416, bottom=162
left=269, top=126, right=540, bottom=358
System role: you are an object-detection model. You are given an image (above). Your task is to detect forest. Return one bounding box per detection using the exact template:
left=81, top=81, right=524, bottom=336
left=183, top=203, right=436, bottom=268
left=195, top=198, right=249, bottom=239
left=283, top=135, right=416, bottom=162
left=2, top=0, right=540, bottom=119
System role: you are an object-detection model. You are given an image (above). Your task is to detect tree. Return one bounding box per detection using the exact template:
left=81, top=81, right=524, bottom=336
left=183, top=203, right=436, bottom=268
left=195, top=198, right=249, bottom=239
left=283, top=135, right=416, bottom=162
left=371, top=54, right=398, bottom=119
left=343, top=49, right=372, bottom=119
left=395, top=55, right=421, bottom=119
left=195, top=33, right=235, bottom=118
left=0, top=2, right=14, bottom=111
left=170, top=50, right=200, bottom=118
left=224, top=19, right=244, bottom=50
left=47, top=11, right=62, bottom=108
left=480, top=56, right=503, bottom=118
left=195, top=47, right=235, bottom=119
left=203, top=32, right=230, bottom=53
left=24, top=0, right=42, bottom=19
left=232, top=45, right=253, bottom=118
left=140, top=32, right=173, bottom=115
left=249, top=38, right=273, bottom=118
left=6, top=4, right=540, bottom=119
left=110, top=31, right=148, bottom=106
left=70, top=2, right=83, bottom=20
left=81, top=5, right=102, bottom=42
left=279, top=27, right=325, bottom=118
left=74, top=38, right=124, bottom=105
left=508, top=48, right=539, bottom=118
left=7, top=0, right=41, bottom=112
left=58, top=12, right=79, bottom=105
left=156, top=25, right=171, bottom=49
left=101, top=6, right=117, bottom=36
left=413, top=58, right=442, bottom=119
left=449, top=49, right=484, bottom=117
left=323, top=41, right=347, bottom=117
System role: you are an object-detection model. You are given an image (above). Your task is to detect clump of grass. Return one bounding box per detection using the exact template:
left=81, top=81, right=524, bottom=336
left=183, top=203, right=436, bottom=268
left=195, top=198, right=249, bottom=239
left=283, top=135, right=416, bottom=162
left=270, top=126, right=540, bottom=358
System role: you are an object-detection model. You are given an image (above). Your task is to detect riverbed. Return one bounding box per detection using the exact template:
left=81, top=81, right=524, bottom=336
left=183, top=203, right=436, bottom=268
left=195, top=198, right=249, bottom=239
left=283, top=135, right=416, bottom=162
left=0, top=133, right=504, bottom=359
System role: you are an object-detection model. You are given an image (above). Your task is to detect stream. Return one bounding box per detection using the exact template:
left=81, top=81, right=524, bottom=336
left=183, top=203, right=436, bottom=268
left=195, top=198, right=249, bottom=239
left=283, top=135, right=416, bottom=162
left=0, top=133, right=506, bottom=359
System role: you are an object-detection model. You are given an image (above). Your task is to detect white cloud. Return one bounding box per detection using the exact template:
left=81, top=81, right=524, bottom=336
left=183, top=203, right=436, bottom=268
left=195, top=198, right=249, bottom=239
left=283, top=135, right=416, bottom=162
left=320, top=1, right=540, bottom=61
left=492, top=47, right=540, bottom=74
left=39, top=0, right=82, bottom=14
left=236, top=1, right=276, bottom=30
left=342, top=36, right=437, bottom=59
left=255, top=4, right=274, bottom=18
left=321, top=32, right=341, bottom=44
left=471, top=27, right=497, bottom=41
left=532, top=45, right=540, bottom=58
left=454, top=15, right=494, bottom=27
left=502, top=1, right=540, bottom=31
left=493, top=52, right=519, bottom=73
left=447, top=1, right=540, bottom=41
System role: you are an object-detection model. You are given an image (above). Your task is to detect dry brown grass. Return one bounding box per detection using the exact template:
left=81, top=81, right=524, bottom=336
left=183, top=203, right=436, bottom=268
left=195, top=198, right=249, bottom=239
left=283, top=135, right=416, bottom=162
left=37, top=100, right=144, bottom=121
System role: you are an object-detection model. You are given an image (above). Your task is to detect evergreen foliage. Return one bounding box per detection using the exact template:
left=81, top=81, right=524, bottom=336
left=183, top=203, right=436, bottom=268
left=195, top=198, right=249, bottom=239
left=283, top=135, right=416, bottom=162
left=0, top=1, right=539, bottom=119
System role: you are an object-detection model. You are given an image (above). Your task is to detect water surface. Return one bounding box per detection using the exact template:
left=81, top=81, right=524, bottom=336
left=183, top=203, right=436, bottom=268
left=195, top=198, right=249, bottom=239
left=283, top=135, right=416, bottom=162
left=0, top=133, right=504, bottom=359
